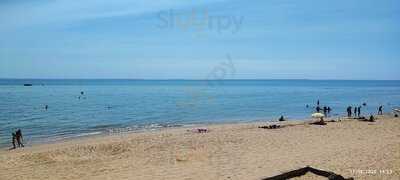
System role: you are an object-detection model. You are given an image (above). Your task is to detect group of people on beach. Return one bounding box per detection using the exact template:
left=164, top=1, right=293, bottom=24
left=316, top=106, right=332, bottom=117
left=312, top=100, right=332, bottom=117
left=312, top=100, right=387, bottom=120
left=8, top=95, right=390, bottom=150
left=346, top=104, right=384, bottom=118
left=347, top=106, right=362, bottom=117
left=11, top=129, right=24, bottom=149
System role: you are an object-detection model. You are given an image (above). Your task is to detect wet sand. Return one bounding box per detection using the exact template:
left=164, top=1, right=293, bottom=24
left=1, top=115, right=399, bottom=180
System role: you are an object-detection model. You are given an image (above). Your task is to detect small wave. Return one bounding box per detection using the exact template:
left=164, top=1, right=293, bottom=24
left=90, top=124, right=122, bottom=130
left=71, top=131, right=103, bottom=137
left=105, top=123, right=184, bottom=134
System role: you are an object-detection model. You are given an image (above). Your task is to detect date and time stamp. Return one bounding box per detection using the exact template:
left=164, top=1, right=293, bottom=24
left=349, top=169, right=394, bottom=176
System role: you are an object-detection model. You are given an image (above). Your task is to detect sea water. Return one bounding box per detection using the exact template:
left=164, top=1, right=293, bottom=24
left=0, top=79, right=399, bottom=148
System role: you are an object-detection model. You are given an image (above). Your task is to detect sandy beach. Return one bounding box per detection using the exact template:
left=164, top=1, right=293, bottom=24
left=0, top=115, right=399, bottom=180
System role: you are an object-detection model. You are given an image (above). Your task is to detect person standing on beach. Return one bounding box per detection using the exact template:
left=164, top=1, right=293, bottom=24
left=378, top=106, right=383, bottom=115
left=11, top=133, right=17, bottom=149
left=357, top=106, right=361, bottom=117
left=354, top=107, right=358, bottom=117
left=316, top=106, right=321, bottom=113
left=327, top=107, right=332, bottom=115
left=15, top=129, right=24, bottom=147
left=347, top=106, right=352, bottom=117
left=323, top=106, right=328, bottom=116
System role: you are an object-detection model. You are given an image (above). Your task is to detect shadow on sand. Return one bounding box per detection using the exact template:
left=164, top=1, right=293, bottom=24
left=262, top=166, right=353, bottom=180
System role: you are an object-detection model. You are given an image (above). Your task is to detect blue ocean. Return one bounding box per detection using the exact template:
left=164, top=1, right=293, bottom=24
left=0, top=79, right=399, bottom=148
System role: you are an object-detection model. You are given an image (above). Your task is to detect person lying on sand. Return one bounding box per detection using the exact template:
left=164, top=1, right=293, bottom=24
left=188, top=128, right=209, bottom=133
left=197, top=128, right=208, bottom=133
left=259, top=124, right=282, bottom=129
left=310, top=117, right=327, bottom=125
left=357, top=115, right=376, bottom=122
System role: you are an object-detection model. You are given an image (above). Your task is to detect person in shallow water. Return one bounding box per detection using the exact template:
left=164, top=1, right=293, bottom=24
left=316, top=106, right=321, bottom=113
left=378, top=106, right=383, bottom=115
left=347, top=106, right=352, bottom=117
left=11, top=132, right=17, bottom=149
left=354, top=106, right=358, bottom=117
left=323, top=106, right=328, bottom=116
left=15, top=129, right=24, bottom=147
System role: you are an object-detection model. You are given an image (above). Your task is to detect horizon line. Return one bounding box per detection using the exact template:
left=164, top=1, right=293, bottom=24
left=0, top=78, right=399, bottom=81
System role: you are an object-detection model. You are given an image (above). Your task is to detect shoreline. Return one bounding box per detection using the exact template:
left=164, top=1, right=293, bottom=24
left=0, top=114, right=383, bottom=151
left=1, top=116, right=320, bottom=151
left=1, top=114, right=399, bottom=179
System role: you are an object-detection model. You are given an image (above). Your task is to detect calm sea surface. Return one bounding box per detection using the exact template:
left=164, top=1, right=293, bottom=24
left=0, top=79, right=399, bottom=148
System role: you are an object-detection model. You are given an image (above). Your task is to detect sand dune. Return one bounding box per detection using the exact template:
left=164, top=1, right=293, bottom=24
left=1, top=115, right=399, bottom=180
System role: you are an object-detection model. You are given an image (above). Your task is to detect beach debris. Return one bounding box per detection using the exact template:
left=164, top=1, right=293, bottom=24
left=262, top=166, right=353, bottom=180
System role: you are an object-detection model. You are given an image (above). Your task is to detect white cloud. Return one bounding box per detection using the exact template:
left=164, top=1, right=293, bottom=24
left=0, top=0, right=227, bottom=30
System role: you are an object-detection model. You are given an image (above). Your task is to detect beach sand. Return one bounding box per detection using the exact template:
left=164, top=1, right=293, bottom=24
left=1, top=115, right=399, bottom=180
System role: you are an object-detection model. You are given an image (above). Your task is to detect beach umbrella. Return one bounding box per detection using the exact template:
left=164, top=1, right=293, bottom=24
left=311, top=113, right=325, bottom=118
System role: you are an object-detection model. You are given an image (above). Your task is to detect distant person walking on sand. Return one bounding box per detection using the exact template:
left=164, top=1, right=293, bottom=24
left=378, top=106, right=383, bottom=115
left=323, top=106, right=328, bottom=116
left=357, top=106, right=361, bottom=117
left=15, top=129, right=24, bottom=147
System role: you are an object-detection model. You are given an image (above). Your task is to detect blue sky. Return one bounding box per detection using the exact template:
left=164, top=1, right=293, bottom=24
left=0, top=0, right=399, bottom=80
